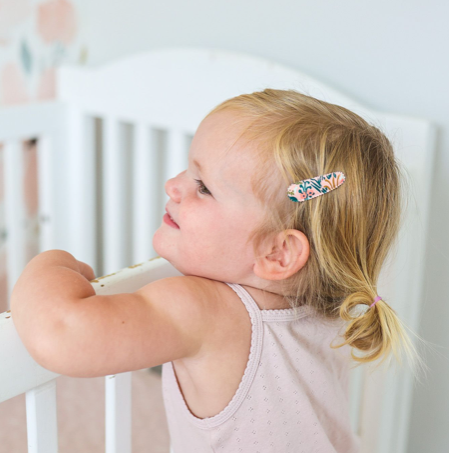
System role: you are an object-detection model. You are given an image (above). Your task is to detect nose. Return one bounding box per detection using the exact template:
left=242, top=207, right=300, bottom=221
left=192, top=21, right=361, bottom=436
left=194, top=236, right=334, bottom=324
left=165, top=171, right=184, bottom=202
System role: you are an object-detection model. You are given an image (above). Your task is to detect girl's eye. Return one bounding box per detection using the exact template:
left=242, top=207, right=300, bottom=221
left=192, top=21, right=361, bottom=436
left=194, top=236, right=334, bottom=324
left=194, top=179, right=211, bottom=196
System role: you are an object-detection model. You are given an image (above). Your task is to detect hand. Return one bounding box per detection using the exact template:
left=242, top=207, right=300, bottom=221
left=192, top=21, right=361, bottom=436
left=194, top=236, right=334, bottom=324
left=77, top=260, right=96, bottom=282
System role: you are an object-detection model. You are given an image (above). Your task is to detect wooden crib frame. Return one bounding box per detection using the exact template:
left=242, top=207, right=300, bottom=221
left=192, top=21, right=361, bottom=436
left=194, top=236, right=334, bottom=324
left=0, top=48, right=436, bottom=453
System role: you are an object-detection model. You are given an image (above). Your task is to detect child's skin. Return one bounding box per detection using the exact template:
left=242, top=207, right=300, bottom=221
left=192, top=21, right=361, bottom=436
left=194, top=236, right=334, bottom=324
left=154, top=110, right=309, bottom=294
left=10, top=110, right=310, bottom=418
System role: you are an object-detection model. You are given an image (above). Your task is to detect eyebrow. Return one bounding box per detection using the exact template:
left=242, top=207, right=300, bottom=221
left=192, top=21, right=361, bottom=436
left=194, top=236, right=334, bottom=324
left=193, top=159, right=202, bottom=172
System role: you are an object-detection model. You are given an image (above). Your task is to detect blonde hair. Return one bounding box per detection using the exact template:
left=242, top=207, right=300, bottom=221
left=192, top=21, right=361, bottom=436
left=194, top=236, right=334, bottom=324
left=205, top=88, right=427, bottom=379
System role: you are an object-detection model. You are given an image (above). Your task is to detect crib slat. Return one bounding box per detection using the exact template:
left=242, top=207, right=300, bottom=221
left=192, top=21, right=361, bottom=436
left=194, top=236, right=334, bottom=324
left=103, top=117, right=128, bottom=274
left=132, top=123, right=159, bottom=263
left=36, top=134, right=60, bottom=252
left=25, top=380, right=59, bottom=453
left=105, top=372, right=132, bottom=453
left=164, top=129, right=189, bottom=195
left=66, top=109, right=96, bottom=267
left=160, top=128, right=189, bottom=252
left=4, top=139, right=27, bottom=307
left=36, top=135, right=53, bottom=251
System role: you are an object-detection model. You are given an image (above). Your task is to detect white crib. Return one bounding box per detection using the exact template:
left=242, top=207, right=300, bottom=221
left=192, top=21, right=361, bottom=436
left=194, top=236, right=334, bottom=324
left=0, top=48, right=436, bottom=453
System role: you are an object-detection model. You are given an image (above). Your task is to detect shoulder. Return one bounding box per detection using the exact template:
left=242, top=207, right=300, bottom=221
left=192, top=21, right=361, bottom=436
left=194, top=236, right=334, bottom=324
left=135, top=275, right=227, bottom=353
left=141, top=275, right=235, bottom=307
left=139, top=275, right=245, bottom=323
left=138, top=275, right=220, bottom=313
left=138, top=276, right=250, bottom=356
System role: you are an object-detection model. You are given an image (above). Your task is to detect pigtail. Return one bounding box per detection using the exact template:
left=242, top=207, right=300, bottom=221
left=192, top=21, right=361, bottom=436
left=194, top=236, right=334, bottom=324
left=330, top=291, right=426, bottom=380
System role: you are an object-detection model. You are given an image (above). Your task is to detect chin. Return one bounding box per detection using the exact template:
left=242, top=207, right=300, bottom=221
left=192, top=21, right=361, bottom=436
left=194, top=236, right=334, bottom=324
left=152, top=228, right=168, bottom=259
left=152, top=230, right=183, bottom=273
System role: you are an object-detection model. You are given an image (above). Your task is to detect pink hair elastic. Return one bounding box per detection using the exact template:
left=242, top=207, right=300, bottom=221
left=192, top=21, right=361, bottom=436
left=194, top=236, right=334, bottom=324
left=370, top=296, right=382, bottom=308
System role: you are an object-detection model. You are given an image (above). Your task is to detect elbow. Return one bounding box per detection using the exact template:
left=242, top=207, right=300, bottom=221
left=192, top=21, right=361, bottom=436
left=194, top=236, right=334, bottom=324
left=17, top=317, right=69, bottom=376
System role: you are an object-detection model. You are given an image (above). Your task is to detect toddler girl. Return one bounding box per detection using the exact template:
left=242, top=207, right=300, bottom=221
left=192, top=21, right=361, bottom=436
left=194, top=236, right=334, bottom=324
left=11, top=89, right=424, bottom=453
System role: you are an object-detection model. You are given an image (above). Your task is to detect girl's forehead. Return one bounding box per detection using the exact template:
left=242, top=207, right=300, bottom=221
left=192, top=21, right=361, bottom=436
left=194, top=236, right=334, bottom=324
left=194, top=112, right=249, bottom=153
left=191, top=148, right=255, bottom=200
left=191, top=114, right=258, bottom=198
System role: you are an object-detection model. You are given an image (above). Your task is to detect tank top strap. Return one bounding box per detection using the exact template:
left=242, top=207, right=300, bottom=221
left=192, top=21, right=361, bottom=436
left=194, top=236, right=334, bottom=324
left=225, top=282, right=317, bottom=322
left=161, top=282, right=265, bottom=430
left=223, top=283, right=264, bottom=398
left=224, top=282, right=263, bottom=318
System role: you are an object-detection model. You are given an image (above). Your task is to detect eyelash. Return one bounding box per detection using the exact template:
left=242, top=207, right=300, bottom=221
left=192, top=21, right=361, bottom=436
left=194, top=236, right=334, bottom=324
left=194, top=179, right=211, bottom=196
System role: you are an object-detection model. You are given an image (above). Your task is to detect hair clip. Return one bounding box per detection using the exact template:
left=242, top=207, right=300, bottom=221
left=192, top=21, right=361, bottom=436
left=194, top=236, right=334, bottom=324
left=287, top=172, right=346, bottom=203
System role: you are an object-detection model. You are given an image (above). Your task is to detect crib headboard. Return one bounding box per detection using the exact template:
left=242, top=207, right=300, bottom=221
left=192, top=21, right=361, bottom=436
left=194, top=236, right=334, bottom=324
left=0, top=47, right=436, bottom=453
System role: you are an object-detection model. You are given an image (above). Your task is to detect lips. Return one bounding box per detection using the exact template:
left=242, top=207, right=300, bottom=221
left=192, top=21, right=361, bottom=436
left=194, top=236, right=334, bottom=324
left=165, top=207, right=179, bottom=227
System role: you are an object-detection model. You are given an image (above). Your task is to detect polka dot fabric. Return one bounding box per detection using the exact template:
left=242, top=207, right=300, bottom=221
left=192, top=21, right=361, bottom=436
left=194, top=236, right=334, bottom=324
left=162, top=283, right=361, bottom=453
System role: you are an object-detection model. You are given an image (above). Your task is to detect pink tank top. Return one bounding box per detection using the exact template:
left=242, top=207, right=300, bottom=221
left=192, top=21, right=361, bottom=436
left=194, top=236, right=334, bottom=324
left=162, top=282, right=361, bottom=453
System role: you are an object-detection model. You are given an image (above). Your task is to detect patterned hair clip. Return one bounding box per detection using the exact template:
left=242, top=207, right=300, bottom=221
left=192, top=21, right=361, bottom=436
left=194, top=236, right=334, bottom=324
left=287, top=172, right=346, bottom=203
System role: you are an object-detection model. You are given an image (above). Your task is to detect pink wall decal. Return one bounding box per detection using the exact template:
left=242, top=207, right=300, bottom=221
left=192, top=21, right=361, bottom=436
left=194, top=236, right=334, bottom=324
left=0, top=62, right=30, bottom=105
left=37, top=0, right=77, bottom=45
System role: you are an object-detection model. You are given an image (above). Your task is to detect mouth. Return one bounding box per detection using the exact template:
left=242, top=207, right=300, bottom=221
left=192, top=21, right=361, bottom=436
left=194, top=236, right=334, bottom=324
left=164, top=208, right=180, bottom=228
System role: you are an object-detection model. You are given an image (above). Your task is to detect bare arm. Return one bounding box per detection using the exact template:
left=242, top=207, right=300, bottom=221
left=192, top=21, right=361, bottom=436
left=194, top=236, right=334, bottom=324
left=10, top=249, right=97, bottom=360
left=10, top=250, right=214, bottom=378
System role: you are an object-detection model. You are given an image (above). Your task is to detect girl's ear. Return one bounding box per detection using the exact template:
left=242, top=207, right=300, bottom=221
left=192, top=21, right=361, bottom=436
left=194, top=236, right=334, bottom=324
left=253, top=230, right=309, bottom=281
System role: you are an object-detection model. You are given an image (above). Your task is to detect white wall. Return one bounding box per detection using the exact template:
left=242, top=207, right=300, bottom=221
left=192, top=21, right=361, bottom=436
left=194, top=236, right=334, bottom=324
left=78, top=1, right=449, bottom=451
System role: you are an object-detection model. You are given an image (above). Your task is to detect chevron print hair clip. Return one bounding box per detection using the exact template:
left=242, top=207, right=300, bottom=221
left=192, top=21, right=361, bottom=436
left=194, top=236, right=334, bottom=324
left=287, top=172, right=346, bottom=203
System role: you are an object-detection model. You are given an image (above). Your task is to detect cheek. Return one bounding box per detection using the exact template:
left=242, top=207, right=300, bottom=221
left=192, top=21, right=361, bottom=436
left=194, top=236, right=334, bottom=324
left=185, top=218, right=219, bottom=245
left=181, top=202, right=217, bottom=231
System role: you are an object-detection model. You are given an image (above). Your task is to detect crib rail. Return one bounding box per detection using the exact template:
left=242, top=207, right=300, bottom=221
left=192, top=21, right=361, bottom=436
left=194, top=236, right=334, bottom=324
left=0, top=256, right=181, bottom=452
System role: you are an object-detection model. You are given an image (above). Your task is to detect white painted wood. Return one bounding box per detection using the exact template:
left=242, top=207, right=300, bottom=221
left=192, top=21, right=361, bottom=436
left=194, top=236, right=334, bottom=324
left=4, top=139, right=26, bottom=307
left=102, top=117, right=128, bottom=274
left=57, top=49, right=366, bottom=133
left=132, top=123, right=157, bottom=263
left=0, top=102, right=66, bottom=140
left=90, top=256, right=183, bottom=297
left=105, top=372, right=132, bottom=453
left=0, top=310, right=60, bottom=403
left=165, top=129, right=189, bottom=183
left=25, top=380, right=58, bottom=453
left=64, top=108, right=96, bottom=266
left=35, top=135, right=56, bottom=252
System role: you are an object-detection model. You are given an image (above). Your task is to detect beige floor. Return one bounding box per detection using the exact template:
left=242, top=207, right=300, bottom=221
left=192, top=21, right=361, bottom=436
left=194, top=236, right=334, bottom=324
left=0, top=366, right=170, bottom=453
